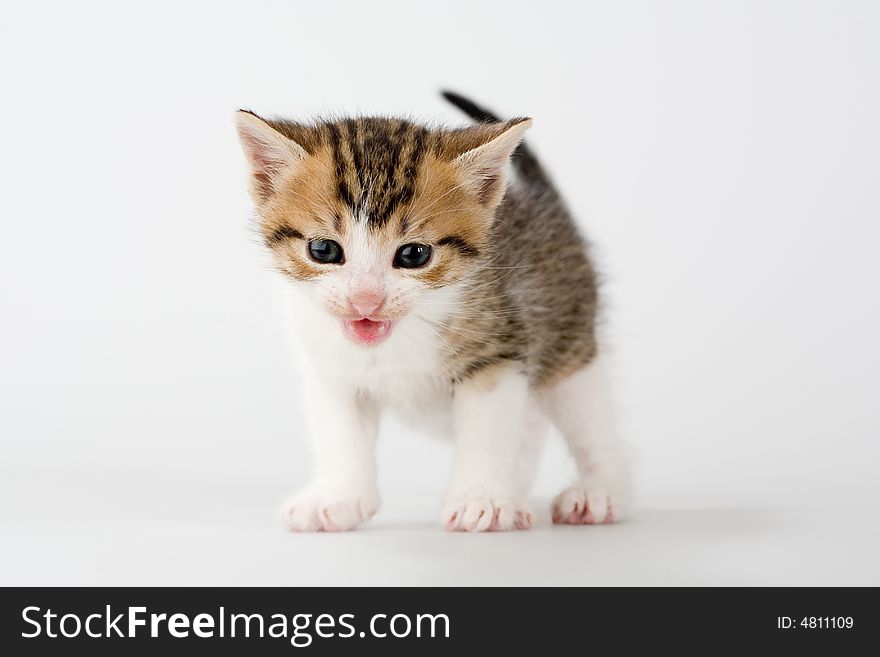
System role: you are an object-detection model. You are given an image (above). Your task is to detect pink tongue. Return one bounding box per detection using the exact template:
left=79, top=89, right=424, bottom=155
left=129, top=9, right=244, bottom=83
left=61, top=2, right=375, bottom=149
left=350, top=319, right=385, bottom=341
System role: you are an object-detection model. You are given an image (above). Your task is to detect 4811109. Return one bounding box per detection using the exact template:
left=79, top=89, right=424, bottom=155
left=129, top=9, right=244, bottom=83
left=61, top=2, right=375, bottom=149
left=777, top=617, right=854, bottom=629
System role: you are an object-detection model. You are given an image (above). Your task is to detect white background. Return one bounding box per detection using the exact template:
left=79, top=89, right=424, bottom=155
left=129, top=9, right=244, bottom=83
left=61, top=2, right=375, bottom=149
left=1, top=1, right=878, bottom=585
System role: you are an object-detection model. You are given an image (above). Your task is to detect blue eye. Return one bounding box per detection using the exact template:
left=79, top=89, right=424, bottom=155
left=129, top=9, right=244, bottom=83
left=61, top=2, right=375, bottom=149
left=394, top=243, right=432, bottom=269
left=308, top=239, right=344, bottom=264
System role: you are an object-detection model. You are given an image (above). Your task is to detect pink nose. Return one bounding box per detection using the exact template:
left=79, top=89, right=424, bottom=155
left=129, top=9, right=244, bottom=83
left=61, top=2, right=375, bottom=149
left=349, top=291, right=385, bottom=317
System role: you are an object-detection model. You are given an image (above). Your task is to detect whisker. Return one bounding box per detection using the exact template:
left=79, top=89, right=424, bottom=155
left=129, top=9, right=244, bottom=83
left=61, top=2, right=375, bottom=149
left=413, top=314, right=464, bottom=372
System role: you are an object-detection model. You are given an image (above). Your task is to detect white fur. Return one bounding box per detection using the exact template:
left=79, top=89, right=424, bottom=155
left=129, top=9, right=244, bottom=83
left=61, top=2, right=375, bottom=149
left=442, top=366, right=535, bottom=531
left=279, top=226, right=632, bottom=530
left=541, top=352, right=633, bottom=524
left=265, top=127, right=630, bottom=532
left=281, top=282, right=632, bottom=531
left=280, top=225, right=462, bottom=531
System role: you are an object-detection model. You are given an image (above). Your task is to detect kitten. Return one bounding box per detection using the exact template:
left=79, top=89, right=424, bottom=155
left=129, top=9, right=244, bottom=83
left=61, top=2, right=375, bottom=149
left=235, top=92, right=631, bottom=532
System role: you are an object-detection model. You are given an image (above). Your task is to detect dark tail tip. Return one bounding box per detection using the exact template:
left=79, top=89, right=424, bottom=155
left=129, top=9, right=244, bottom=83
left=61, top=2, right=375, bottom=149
left=441, top=90, right=502, bottom=123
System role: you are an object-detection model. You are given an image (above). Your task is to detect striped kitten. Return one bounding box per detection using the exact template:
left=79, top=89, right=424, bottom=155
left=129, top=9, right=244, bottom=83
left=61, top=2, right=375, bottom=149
left=236, top=92, right=631, bottom=532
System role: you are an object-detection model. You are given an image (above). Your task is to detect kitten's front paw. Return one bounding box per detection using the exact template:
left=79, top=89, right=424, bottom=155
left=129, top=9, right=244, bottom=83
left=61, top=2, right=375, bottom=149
left=442, top=494, right=533, bottom=532
left=551, top=482, right=629, bottom=525
left=280, top=486, right=379, bottom=532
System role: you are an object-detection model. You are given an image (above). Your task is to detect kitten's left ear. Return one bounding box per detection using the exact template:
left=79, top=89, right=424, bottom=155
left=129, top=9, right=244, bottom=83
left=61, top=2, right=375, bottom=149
left=453, top=118, right=532, bottom=207
left=235, top=110, right=308, bottom=202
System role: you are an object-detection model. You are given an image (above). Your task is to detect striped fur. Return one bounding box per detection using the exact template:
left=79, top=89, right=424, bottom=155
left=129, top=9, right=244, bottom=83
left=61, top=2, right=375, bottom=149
left=237, top=102, right=598, bottom=387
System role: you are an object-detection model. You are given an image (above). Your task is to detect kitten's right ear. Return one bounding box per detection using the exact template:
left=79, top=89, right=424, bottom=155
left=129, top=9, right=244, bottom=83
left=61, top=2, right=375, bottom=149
left=235, top=110, right=308, bottom=202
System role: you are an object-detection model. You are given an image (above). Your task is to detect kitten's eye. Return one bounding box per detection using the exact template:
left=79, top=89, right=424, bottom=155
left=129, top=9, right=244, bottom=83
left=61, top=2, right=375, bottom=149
left=394, top=243, right=432, bottom=269
left=308, top=239, right=344, bottom=264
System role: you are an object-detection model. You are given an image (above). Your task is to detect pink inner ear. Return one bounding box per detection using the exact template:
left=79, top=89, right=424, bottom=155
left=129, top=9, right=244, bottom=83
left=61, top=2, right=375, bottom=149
left=239, top=132, right=289, bottom=199
left=252, top=170, right=274, bottom=199
left=241, top=132, right=283, bottom=171
left=475, top=170, right=501, bottom=205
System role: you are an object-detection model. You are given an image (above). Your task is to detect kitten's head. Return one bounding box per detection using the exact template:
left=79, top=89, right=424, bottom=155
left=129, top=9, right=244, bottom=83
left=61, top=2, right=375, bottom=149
left=236, top=111, right=530, bottom=345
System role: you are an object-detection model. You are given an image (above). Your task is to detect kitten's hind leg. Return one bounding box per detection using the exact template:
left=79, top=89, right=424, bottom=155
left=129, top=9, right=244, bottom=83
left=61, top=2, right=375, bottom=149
left=515, top=397, right=549, bottom=497
left=542, top=353, right=632, bottom=524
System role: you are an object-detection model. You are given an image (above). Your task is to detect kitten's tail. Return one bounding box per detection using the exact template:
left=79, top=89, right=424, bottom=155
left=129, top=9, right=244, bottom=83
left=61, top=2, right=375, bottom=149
left=441, top=90, right=555, bottom=192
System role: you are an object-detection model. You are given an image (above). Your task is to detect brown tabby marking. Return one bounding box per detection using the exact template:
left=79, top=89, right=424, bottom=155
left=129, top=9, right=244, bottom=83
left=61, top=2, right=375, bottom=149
left=240, top=111, right=598, bottom=388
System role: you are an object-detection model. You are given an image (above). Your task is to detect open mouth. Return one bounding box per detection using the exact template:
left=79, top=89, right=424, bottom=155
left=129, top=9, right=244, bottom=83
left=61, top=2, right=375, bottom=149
left=341, top=318, right=394, bottom=345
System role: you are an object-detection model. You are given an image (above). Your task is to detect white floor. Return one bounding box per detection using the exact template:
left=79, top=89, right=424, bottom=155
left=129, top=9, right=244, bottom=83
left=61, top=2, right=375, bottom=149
left=3, top=466, right=877, bottom=587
